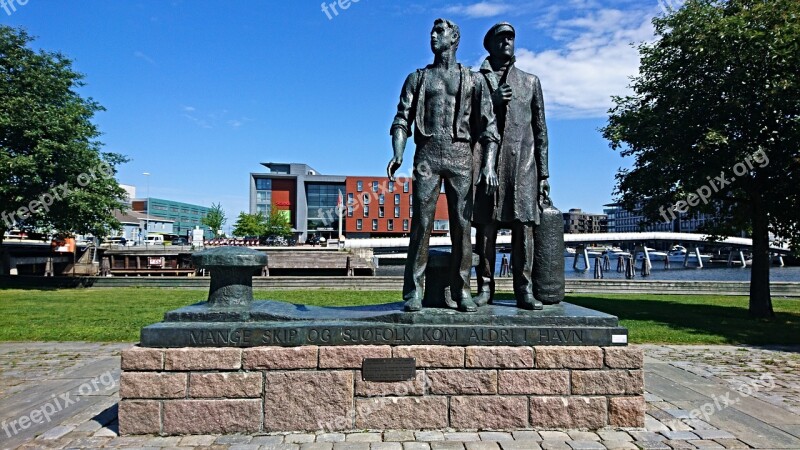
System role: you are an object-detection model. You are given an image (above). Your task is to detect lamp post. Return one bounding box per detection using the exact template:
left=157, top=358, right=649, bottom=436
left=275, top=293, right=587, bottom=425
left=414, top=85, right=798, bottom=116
left=143, top=172, right=150, bottom=246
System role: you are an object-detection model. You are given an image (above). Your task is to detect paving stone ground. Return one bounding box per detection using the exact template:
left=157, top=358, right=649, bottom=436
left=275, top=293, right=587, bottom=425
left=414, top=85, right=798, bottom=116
left=1, top=343, right=798, bottom=449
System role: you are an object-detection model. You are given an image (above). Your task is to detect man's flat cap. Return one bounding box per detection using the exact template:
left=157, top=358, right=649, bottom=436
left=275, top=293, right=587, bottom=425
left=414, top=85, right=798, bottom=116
left=484, top=22, right=515, bottom=51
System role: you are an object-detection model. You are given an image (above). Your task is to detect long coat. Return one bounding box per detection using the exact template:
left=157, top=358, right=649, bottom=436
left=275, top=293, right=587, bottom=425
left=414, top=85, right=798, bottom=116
left=473, top=60, right=549, bottom=225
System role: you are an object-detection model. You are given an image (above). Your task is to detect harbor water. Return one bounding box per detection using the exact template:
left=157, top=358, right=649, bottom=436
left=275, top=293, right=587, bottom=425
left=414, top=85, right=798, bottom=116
left=376, top=254, right=800, bottom=282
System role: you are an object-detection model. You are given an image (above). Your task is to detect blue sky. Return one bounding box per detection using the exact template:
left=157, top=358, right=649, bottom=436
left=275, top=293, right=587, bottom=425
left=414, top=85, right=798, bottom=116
left=3, top=0, right=664, bottom=228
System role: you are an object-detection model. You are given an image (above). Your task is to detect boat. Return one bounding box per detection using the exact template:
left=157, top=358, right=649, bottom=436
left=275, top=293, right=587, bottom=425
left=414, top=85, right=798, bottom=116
left=564, top=247, right=602, bottom=258
left=665, top=245, right=712, bottom=264
left=601, top=247, right=631, bottom=258
left=634, top=247, right=669, bottom=261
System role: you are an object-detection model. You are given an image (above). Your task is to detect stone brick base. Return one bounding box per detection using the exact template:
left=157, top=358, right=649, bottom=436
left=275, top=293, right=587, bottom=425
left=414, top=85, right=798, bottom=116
left=119, top=345, right=644, bottom=435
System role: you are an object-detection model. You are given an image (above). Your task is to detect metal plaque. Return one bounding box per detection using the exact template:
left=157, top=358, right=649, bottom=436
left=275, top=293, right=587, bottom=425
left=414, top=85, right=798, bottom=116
left=361, top=358, right=416, bottom=382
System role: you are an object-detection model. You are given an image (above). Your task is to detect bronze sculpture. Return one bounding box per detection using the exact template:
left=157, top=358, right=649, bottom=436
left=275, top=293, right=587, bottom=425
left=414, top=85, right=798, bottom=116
left=388, top=18, right=500, bottom=313
left=473, top=22, right=550, bottom=310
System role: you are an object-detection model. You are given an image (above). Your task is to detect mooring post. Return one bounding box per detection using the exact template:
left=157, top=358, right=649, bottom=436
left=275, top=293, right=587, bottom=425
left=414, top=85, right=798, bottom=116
left=694, top=246, right=704, bottom=269
left=625, top=255, right=636, bottom=279
left=574, top=244, right=589, bottom=271
left=594, top=256, right=603, bottom=279
left=642, top=246, right=652, bottom=273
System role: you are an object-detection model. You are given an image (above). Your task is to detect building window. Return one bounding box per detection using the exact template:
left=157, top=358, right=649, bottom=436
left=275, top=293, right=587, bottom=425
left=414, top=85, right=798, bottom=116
left=372, top=219, right=378, bottom=231
left=388, top=219, right=394, bottom=231
left=388, top=182, right=394, bottom=193
left=363, top=206, right=369, bottom=217
left=363, top=193, right=370, bottom=204
left=379, top=206, right=385, bottom=218
left=357, top=181, right=363, bottom=192
left=256, top=191, right=268, bottom=203
left=306, top=183, right=342, bottom=231
left=434, top=220, right=449, bottom=231
left=379, top=194, right=385, bottom=205
left=403, top=219, right=409, bottom=231
left=394, top=206, right=400, bottom=218
left=347, top=206, right=354, bottom=217
left=395, top=194, right=401, bottom=205
left=356, top=219, right=362, bottom=230
left=256, top=204, right=267, bottom=215
left=409, top=195, right=412, bottom=206
left=372, top=181, right=379, bottom=192
left=403, top=181, right=409, bottom=193
left=256, top=178, right=271, bottom=190
left=347, top=193, right=354, bottom=205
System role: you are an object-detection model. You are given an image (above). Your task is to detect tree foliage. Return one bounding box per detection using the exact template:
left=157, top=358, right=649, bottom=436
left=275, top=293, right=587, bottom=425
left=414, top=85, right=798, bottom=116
left=232, top=212, right=267, bottom=237
left=201, top=202, right=226, bottom=237
left=602, top=0, right=800, bottom=317
left=0, top=26, right=128, bottom=242
left=265, top=206, right=293, bottom=238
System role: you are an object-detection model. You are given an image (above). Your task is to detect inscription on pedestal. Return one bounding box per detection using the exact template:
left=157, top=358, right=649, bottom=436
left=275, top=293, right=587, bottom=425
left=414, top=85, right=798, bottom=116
left=142, top=300, right=627, bottom=348
left=173, top=325, right=604, bottom=347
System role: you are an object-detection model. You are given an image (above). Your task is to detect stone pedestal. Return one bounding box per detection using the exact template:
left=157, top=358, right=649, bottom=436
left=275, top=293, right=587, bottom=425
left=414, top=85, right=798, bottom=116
left=120, top=247, right=642, bottom=436
left=119, top=344, right=644, bottom=435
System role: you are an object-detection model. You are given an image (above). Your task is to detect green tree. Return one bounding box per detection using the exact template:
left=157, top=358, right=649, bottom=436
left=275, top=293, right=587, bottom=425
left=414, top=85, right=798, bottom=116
left=0, top=26, right=128, bottom=243
left=232, top=212, right=267, bottom=237
left=602, top=0, right=800, bottom=318
left=265, top=205, right=292, bottom=238
left=201, top=203, right=226, bottom=237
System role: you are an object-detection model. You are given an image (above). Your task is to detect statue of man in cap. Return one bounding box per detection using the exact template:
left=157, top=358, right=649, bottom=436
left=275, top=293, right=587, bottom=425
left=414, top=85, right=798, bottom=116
left=388, top=18, right=500, bottom=313
left=473, top=22, right=550, bottom=310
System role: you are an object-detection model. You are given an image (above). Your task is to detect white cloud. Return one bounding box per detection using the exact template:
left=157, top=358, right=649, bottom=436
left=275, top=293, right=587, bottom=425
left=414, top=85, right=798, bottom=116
left=514, top=8, right=656, bottom=118
left=445, top=2, right=511, bottom=18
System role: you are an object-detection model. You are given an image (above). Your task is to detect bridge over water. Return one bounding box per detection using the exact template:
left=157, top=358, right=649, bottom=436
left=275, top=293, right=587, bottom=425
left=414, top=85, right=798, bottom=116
left=344, top=232, right=790, bottom=253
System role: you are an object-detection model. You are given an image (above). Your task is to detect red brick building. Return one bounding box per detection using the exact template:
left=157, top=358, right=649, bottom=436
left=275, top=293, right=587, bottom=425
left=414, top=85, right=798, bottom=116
left=344, top=176, right=449, bottom=238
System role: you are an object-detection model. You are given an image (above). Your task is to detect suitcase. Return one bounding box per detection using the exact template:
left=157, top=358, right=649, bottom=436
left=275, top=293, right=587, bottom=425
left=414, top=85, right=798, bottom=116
left=533, top=201, right=565, bottom=304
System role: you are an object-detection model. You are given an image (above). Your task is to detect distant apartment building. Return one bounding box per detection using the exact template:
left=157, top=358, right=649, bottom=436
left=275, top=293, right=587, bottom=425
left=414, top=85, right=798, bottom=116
left=604, top=203, right=712, bottom=233
left=563, top=209, right=608, bottom=234
left=249, top=162, right=451, bottom=241
left=344, top=176, right=449, bottom=238
left=131, top=198, right=211, bottom=238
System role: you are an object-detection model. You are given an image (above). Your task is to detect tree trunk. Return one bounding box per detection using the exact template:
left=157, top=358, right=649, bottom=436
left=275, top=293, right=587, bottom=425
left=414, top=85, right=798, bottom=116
left=749, top=200, right=774, bottom=318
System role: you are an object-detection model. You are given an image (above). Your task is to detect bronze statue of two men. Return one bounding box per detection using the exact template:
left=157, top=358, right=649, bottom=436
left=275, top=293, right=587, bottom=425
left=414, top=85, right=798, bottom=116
left=388, top=20, right=551, bottom=313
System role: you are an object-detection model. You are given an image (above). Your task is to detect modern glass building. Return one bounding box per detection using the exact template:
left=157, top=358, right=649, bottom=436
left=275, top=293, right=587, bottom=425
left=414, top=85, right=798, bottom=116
left=131, top=198, right=212, bottom=238
left=250, top=163, right=346, bottom=242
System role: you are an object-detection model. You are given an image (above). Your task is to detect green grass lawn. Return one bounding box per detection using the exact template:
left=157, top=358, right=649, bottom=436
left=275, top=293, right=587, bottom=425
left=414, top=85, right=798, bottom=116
left=0, top=288, right=797, bottom=344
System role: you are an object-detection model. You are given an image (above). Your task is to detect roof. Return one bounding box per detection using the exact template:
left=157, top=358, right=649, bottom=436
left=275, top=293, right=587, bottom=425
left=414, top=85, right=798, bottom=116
left=114, top=210, right=175, bottom=224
